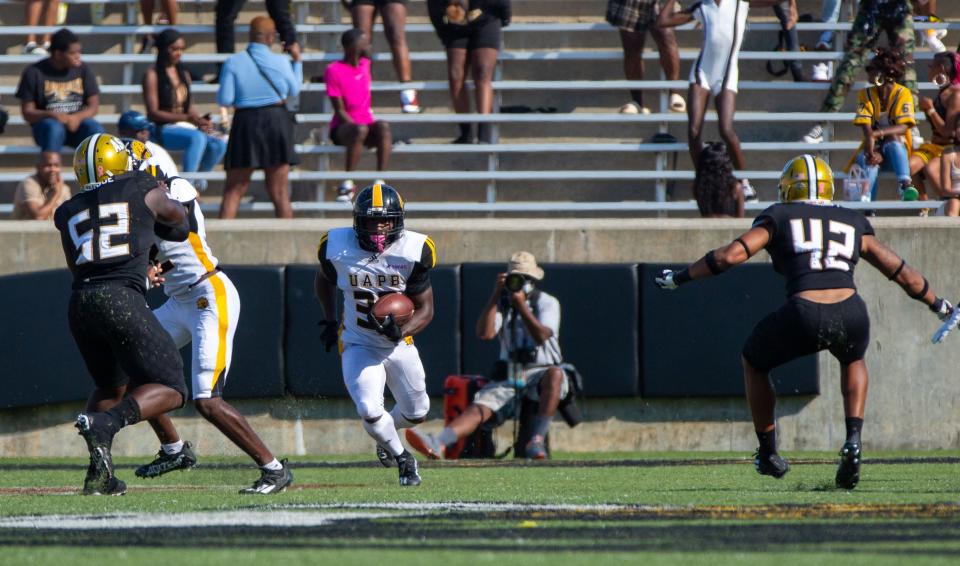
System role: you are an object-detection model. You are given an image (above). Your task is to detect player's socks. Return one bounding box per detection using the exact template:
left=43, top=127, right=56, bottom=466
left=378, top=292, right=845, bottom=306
left=756, top=428, right=778, bottom=454
left=362, top=413, right=405, bottom=456
left=531, top=416, right=551, bottom=439
left=844, top=417, right=863, bottom=446
left=261, top=459, right=283, bottom=471
left=437, top=427, right=458, bottom=448
left=102, top=397, right=142, bottom=436
left=161, top=440, right=185, bottom=455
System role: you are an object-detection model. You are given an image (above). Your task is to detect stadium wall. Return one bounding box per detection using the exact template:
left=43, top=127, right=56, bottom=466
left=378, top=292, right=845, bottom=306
left=1, top=218, right=958, bottom=455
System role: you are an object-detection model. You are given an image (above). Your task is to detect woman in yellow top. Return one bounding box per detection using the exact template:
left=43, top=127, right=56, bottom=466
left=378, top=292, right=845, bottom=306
left=852, top=47, right=919, bottom=201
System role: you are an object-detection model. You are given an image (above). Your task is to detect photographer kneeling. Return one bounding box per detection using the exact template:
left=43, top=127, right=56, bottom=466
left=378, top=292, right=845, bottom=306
left=407, top=251, right=569, bottom=460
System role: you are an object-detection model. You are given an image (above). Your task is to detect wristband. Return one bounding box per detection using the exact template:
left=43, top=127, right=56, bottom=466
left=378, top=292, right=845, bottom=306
left=888, top=259, right=906, bottom=281
left=930, top=297, right=945, bottom=313
left=734, top=237, right=752, bottom=259
left=910, top=278, right=930, bottom=301
left=673, top=269, right=692, bottom=285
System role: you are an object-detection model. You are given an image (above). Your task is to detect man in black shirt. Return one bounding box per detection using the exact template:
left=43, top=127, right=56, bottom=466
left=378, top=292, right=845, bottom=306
left=15, top=28, right=104, bottom=152
left=655, top=154, right=953, bottom=490
left=54, top=133, right=190, bottom=495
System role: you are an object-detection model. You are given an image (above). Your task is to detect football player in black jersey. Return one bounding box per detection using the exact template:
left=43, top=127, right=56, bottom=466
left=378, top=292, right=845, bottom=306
left=655, top=154, right=954, bottom=490
left=54, top=133, right=191, bottom=495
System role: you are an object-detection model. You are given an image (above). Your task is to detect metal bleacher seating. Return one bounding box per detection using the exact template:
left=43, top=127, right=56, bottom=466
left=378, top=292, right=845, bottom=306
left=0, top=0, right=957, bottom=215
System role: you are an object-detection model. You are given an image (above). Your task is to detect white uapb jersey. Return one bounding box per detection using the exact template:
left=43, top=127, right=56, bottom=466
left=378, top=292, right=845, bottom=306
left=319, top=226, right=436, bottom=348
left=153, top=179, right=219, bottom=297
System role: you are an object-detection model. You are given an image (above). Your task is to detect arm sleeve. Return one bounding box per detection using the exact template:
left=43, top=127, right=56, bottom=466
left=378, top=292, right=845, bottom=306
left=853, top=91, right=873, bottom=126
left=82, top=65, right=100, bottom=99
left=217, top=60, right=236, bottom=107
left=289, top=61, right=303, bottom=98
left=316, top=234, right=338, bottom=283
left=404, top=239, right=437, bottom=295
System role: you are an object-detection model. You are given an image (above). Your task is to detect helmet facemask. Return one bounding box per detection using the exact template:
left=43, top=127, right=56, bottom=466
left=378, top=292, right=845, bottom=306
left=354, top=213, right=404, bottom=253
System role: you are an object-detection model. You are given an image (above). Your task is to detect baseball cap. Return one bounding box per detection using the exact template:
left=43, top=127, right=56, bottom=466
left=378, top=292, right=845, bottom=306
left=118, top=110, right=155, bottom=135
left=507, top=251, right=544, bottom=281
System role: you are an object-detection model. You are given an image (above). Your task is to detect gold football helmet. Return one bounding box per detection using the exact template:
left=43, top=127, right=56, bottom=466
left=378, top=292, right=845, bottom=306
left=73, top=133, right=132, bottom=189
left=123, top=138, right=157, bottom=177
left=778, top=154, right=835, bottom=202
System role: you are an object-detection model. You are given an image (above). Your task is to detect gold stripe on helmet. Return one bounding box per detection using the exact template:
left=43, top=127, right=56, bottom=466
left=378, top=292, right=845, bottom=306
left=372, top=183, right=383, bottom=207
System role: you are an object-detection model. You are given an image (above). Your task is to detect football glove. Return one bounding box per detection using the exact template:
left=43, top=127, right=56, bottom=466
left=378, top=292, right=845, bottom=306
left=367, top=312, right=404, bottom=342
left=318, top=320, right=339, bottom=352
left=654, top=269, right=679, bottom=290
left=931, top=297, right=954, bottom=322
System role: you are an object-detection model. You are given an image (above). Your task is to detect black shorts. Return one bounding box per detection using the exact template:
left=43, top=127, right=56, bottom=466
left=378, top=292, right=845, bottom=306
left=742, top=294, right=870, bottom=373
left=225, top=105, right=299, bottom=170
left=68, top=284, right=187, bottom=405
left=435, top=15, right=502, bottom=50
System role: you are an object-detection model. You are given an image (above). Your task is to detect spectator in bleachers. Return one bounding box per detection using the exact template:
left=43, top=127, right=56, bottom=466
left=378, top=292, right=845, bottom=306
left=851, top=47, right=919, bottom=201
left=117, top=110, right=180, bottom=178
left=658, top=0, right=784, bottom=201
left=812, top=0, right=846, bottom=82
left=427, top=0, right=511, bottom=144
left=217, top=15, right=302, bottom=219
left=606, top=0, right=685, bottom=114
left=143, top=29, right=227, bottom=175
left=915, top=52, right=960, bottom=199
left=138, top=0, right=178, bottom=53
left=342, top=0, right=421, bottom=113
left=770, top=1, right=804, bottom=82
left=22, top=0, right=60, bottom=56
left=937, top=144, right=960, bottom=215
left=216, top=0, right=301, bottom=62
left=693, top=142, right=744, bottom=218
left=326, top=29, right=392, bottom=203
left=913, top=1, right=947, bottom=53
left=12, top=151, right=70, bottom=220
left=803, top=0, right=916, bottom=144
left=15, top=28, right=104, bottom=152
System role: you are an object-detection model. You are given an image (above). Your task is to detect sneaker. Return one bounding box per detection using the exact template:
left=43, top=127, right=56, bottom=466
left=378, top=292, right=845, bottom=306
left=400, top=89, right=422, bottom=114
left=336, top=180, right=355, bottom=203
left=239, top=459, right=294, bottom=494
left=811, top=63, right=832, bottom=82
left=669, top=93, right=686, bottom=113
left=376, top=443, right=396, bottom=468
left=803, top=124, right=824, bottom=144
left=900, top=184, right=920, bottom=201
left=835, top=442, right=861, bottom=490
left=75, top=413, right=119, bottom=495
left=405, top=429, right=445, bottom=460
left=740, top=179, right=758, bottom=201
left=753, top=449, right=790, bottom=479
left=21, top=42, right=48, bottom=56
left=925, top=32, right=946, bottom=53
left=618, top=101, right=651, bottom=115
left=396, top=450, right=421, bottom=487
left=135, top=442, right=198, bottom=478
left=525, top=435, right=547, bottom=460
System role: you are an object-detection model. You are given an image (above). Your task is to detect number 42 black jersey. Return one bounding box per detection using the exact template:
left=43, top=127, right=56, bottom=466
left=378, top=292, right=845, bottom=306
left=753, top=202, right=875, bottom=296
left=54, top=171, right=160, bottom=294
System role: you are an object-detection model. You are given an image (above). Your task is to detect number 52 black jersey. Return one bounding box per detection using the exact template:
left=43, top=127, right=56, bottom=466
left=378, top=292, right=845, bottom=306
left=753, top=202, right=875, bottom=296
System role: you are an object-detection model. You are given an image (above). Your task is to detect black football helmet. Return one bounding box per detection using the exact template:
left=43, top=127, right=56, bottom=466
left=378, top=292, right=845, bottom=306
left=353, top=182, right=405, bottom=253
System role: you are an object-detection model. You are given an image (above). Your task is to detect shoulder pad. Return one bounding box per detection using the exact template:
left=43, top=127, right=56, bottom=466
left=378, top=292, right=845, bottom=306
left=168, top=177, right=199, bottom=203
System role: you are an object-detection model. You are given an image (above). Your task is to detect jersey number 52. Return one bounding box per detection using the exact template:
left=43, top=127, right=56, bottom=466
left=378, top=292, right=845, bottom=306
left=789, top=218, right=855, bottom=271
left=67, top=203, right=131, bottom=265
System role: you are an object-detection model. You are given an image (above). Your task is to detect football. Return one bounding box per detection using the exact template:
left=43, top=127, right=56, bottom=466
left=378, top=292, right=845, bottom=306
left=372, top=292, right=415, bottom=325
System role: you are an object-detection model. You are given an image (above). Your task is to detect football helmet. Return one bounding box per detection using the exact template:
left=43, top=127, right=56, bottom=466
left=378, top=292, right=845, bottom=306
left=123, top=138, right=158, bottom=177
left=778, top=154, right=835, bottom=202
left=73, top=133, right=132, bottom=189
left=353, top=182, right=405, bottom=253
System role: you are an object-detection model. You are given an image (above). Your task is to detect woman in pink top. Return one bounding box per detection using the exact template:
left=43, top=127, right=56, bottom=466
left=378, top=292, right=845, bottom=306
left=325, top=29, right=392, bottom=201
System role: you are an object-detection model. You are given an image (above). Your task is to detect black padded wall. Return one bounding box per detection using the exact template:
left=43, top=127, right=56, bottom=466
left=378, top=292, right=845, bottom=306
left=639, top=263, right=819, bottom=397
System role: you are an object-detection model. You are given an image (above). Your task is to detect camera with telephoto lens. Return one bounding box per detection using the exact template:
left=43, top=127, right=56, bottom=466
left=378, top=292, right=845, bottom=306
left=504, top=272, right=526, bottom=293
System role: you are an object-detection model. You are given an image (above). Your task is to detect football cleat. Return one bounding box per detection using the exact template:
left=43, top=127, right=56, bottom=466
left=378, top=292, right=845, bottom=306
left=135, top=442, right=198, bottom=478
left=239, top=459, right=293, bottom=495
left=525, top=435, right=547, bottom=460
left=754, top=449, right=790, bottom=479
left=75, top=413, right=119, bottom=495
left=835, top=442, right=862, bottom=490
left=396, top=450, right=421, bottom=487
left=405, top=429, right=445, bottom=460
left=376, top=443, right=396, bottom=468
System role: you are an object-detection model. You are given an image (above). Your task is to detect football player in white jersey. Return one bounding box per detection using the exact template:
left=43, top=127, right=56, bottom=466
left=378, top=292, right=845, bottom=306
left=130, top=162, right=293, bottom=494
left=315, top=183, right=437, bottom=486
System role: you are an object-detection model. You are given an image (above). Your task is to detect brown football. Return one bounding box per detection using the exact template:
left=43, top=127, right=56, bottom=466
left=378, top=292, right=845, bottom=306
left=372, top=293, right=415, bottom=325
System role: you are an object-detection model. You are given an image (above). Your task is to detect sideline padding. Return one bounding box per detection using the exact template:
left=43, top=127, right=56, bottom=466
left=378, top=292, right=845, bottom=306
left=639, top=263, right=819, bottom=397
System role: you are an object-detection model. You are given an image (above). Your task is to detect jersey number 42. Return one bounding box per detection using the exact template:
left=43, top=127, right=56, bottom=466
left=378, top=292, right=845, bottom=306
left=790, top=218, right=855, bottom=271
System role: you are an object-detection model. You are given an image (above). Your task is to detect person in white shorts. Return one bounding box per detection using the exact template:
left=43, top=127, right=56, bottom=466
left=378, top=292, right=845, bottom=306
left=314, top=183, right=437, bottom=487
left=407, top=251, right=570, bottom=461
left=659, top=0, right=784, bottom=200
left=132, top=166, right=293, bottom=495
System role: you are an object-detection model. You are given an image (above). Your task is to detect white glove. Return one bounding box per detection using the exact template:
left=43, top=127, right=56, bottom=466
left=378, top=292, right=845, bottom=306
left=932, top=297, right=954, bottom=322
left=654, top=269, right=678, bottom=290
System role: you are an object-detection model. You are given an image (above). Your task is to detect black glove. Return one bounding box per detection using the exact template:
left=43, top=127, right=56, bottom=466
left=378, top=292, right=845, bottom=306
left=367, top=312, right=404, bottom=342
left=319, top=320, right=339, bottom=352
